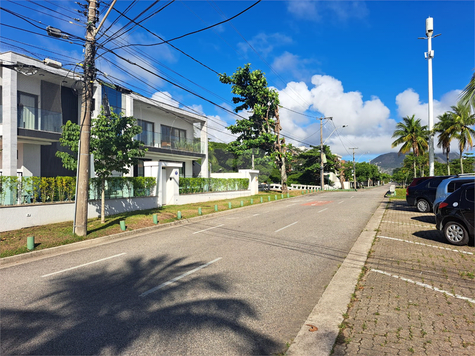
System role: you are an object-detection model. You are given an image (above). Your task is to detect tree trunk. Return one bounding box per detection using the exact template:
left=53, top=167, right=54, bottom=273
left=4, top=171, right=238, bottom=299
left=446, top=151, right=450, bottom=175
left=413, top=160, right=417, bottom=178
left=460, top=149, right=464, bottom=174
left=101, top=178, right=106, bottom=224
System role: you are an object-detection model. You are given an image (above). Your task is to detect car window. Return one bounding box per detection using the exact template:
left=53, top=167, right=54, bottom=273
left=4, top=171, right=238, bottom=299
left=428, top=178, right=444, bottom=188
left=448, top=182, right=456, bottom=192
left=449, top=179, right=475, bottom=193
left=465, top=188, right=474, bottom=203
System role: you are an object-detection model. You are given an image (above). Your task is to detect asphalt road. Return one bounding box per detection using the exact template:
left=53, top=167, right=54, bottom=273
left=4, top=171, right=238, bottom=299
left=0, top=186, right=386, bottom=355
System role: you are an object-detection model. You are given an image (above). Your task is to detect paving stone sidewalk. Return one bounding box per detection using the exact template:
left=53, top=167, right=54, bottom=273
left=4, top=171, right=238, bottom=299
left=332, top=199, right=475, bottom=356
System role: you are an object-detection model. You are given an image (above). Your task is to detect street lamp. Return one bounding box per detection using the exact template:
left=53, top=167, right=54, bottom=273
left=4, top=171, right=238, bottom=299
left=419, top=16, right=441, bottom=176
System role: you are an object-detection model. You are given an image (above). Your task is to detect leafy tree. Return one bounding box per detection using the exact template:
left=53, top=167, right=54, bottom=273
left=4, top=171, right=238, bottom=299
left=447, top=102, right=475, bottom=174
left=434, top=112, right=455, bottom=175
left=219, top=64, right=290, bottom=191
left=391, top=115, right=429, bottom=178
left=460, top=72, right=475, bottom=109
left=56, top=110, right=147, bottom=223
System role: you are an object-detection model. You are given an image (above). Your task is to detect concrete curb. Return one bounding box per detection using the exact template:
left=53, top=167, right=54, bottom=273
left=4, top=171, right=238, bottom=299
left=286, top=199, right=388, bottom=356
left=0, top=192, right=320, bottom=268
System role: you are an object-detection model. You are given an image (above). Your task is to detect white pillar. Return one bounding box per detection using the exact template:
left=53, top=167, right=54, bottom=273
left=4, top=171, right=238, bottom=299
left=2, top=63, right=18, bottom=176
left=200, top=120, right=209, bottom=178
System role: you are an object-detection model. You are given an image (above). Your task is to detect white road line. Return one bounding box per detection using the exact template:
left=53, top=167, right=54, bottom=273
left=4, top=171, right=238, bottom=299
left=275, top=221, right=299, bottom=233
left=140, top=257, right=222, bottom=297
left=41, top=253, right=127, bottom=278
left=377, top=236, right=474, bottom=255
left=252, top=214, right=260, bottom=217
left=371, top=269, right=475, bottom=304
left=338, top=201, right=344, bottom=204
left=382, top=220, right=436, bottom=229
left=193, top=224, right=224, bottom=235
left=318, top=208, right=328, bottom=213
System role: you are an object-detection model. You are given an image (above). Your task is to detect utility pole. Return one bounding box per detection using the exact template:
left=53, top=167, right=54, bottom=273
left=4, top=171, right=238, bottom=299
left=74, top=0, right=99, bottom=236
left=350, top=147, right=358, bottom=190
left=319, top=117, right=332, bottom=191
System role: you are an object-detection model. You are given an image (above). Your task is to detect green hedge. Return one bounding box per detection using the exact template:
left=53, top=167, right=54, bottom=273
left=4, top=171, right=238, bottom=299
left=0, top=176, right=156, bottom=206
left=179, top=177, right=249, bottom=194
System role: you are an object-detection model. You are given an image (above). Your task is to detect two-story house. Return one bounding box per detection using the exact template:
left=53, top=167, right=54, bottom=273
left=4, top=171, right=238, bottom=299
left=0, top=51, right=208, bottom=180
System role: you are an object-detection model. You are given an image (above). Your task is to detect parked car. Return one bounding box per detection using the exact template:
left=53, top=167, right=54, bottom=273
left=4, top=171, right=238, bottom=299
left=433, top=174, right=475, bottom=214
left=435, top=182, right=474, bottom=246
left=406, top=176, right=453, bottom=212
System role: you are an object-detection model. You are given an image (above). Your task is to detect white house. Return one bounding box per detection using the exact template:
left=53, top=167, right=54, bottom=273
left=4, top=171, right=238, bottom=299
left=0, top=51, right=208, bottom=180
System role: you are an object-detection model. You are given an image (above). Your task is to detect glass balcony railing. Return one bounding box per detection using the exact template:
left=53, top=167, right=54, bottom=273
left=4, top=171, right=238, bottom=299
left=17, top=105, right=62, bottom=133
left=135, top=131, right=202, bottom=154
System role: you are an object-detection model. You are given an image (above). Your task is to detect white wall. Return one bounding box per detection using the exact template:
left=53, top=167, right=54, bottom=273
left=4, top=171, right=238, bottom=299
left=21, top=143, right=41, bottom=176
left=0, top=197, right=159, bottom=232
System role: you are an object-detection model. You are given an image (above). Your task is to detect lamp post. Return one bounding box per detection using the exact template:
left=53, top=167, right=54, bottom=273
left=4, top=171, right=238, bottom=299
left=419, top=17, right=441, bottom=177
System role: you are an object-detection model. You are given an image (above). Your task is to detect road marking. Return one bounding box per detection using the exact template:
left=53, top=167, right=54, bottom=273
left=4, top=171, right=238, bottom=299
left=382, top=220, right=436, bottom=229
left=377, top=236, right=473, bottom=255
left=318, top=208, right=328, bottom=213
left=252, top=214, right=260, bottom=216
left=338, top=201, right=344, bottom=204
left=351, top=196, right=354, bottom=199
left=140, top=257, right=222, bottom=297
left=371, top=269, right=475, bottom=304
left=193, top=224, right=224, bottom=235
left=275, top=221, right=299, bottom=233
left=41, top=253, right=127, bottom=278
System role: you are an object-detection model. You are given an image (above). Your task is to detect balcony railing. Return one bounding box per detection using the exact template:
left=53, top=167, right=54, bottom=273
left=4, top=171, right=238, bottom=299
left=17, top=105, right=62, bottom=133
left=136, top=131, right=202, bottom=154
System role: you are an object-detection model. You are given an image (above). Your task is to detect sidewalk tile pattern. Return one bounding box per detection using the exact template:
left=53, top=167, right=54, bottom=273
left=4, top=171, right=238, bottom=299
left=332, top=201, right=475, bottom=355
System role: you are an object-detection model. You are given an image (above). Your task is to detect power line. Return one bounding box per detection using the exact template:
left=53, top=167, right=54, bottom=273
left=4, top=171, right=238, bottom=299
left=108, top=0, right=261, bottom=51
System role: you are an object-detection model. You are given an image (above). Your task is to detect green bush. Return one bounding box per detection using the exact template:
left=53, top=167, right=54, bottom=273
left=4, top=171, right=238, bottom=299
left=179, top=177, right=248, bottom=194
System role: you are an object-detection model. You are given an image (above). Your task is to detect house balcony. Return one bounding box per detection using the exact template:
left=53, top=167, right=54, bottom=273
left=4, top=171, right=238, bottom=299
left=17, top=105, right=62, bottom=133
left=136, top=130, right=202, bottom=154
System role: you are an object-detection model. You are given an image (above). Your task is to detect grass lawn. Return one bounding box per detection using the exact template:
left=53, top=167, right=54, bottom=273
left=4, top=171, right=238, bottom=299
left=1, top=190, right=316, bottom=258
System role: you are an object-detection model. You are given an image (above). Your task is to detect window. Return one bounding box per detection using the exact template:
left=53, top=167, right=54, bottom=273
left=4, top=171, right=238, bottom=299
left=102, top=85, right=123, bottom=114
left=161, top=125, right=186, bottom=148
left=137, top=119, right=155, bottom=146
left=18, top=92, right=38, bottom=130
left=465, top=188, right=474, bottom=203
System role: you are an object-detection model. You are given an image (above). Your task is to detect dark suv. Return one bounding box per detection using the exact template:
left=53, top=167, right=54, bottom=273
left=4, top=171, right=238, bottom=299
left=406, top=176, right=453, bottom=212
left=435, top=182, right=474, bottom=246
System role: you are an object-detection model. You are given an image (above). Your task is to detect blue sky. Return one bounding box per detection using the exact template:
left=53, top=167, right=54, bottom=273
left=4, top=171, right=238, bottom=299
left=1, top=0, right=474, bottom=162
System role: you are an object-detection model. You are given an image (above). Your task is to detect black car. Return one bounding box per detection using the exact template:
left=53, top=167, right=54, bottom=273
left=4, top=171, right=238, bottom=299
left=406, top=176, right=453, bottom=212
left=435, top=182, right=474, bottom=246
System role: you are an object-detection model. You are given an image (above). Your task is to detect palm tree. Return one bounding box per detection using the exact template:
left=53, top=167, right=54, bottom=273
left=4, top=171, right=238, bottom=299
left=460, top=72, right=475, bottom=109
left=434, top=112, right=455, bottom=175
left=391, top=115, right=429, bottom=178
left=448, top=102, right=475, bottom=174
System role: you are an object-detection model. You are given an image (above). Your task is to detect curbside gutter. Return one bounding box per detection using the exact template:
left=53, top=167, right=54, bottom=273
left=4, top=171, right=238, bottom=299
left=286, top=199, right=388, bottom=356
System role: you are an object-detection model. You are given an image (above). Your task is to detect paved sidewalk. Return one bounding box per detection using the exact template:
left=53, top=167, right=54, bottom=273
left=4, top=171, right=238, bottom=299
left=332, top=200, right=475, bottom=355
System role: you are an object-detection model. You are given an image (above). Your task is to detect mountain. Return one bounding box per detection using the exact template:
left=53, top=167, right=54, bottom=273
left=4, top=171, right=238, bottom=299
left=370, top=152, right=460, bottom=174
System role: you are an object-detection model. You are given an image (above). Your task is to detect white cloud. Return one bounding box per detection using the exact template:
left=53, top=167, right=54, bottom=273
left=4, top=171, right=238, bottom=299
left=271, top=52, right=319, bottom=82
left=277, top=74, right=396, bottom=157
left=286, top=0, right=368, bottom=22
left=151, top=91, right=179, bottom=107
left=396, top=88, right=461, bottom=124
left=237, top=33, right=293, bottom=57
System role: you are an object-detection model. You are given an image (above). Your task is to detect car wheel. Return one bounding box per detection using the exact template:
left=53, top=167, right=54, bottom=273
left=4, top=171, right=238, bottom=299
left=416, top=199, right=430, bottom=212
left=444, top=221, right=469, bottom=246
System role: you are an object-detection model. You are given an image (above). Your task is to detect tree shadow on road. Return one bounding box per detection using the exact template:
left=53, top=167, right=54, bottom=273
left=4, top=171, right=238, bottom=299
left=1, top=254, right=280, bottom=355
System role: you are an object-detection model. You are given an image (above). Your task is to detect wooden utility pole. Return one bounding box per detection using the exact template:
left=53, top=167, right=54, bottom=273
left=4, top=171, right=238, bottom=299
left=350, top=147, right=358, bottom=190
left=74, top=0, right=98, bottom=236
